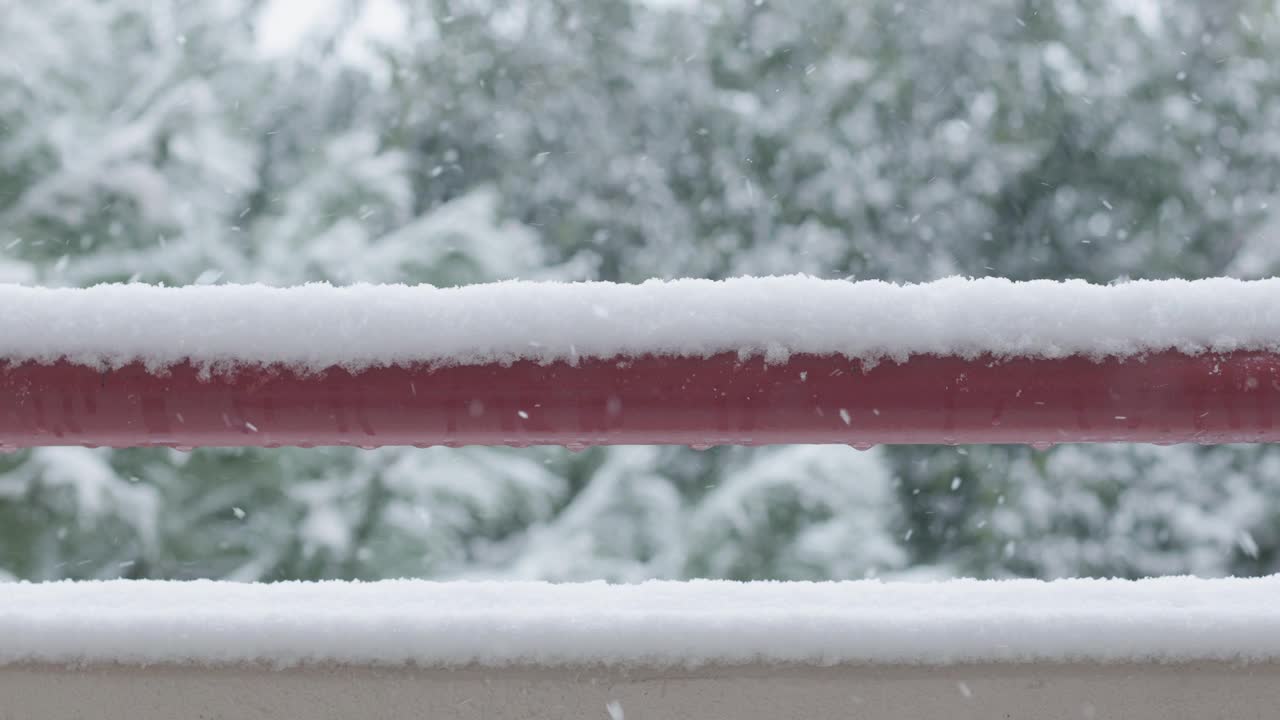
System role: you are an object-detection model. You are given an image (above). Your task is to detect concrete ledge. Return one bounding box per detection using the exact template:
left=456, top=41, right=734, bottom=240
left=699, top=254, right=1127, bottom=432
left=4, top=661, right=1279, bottom=720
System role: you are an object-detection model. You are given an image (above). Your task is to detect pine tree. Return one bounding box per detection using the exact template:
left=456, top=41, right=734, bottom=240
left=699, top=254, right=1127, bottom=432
left=2, top=0, right=1279, bottom=582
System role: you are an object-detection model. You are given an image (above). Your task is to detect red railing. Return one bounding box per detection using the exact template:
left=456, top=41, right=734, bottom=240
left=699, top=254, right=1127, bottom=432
left=1, top=351, right=1277, bottom=448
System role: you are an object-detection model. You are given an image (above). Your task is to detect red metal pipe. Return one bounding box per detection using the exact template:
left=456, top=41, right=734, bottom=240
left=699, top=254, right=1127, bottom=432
left=0, top=351, right=1277, bottom=449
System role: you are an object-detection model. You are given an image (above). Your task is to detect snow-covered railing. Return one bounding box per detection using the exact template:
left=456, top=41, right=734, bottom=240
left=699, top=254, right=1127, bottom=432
left=4, top=577, right=1280, bottom=718
left=6, top=577, right=1279, bottom=667
left=2, top=276, right=1280, bottom=448
left=7, top=279, right=1280, bottom=717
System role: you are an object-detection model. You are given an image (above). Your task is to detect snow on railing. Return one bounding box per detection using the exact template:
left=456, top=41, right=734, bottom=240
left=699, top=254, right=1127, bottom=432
left=6, top=279, right=1280, bottom=718
left=9, top=576, right=1280, bottom=719
left=2, top=276, right=1279, bottom=448
left=4, top=576, right=1280, bottom=668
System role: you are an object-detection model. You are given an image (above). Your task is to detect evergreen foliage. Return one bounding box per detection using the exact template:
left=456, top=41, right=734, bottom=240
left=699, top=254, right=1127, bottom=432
left=1, top=0, right=1278, bottom=581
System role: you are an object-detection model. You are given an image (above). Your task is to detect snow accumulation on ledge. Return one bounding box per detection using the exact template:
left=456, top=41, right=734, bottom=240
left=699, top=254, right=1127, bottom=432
left=1, top=276, right=1279, bottom=372
left=2, top=576, right=1280, bottom=668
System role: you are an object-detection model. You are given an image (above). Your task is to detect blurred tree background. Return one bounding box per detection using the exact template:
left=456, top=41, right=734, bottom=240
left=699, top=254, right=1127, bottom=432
left=1, top=0, right=1279, bottom=582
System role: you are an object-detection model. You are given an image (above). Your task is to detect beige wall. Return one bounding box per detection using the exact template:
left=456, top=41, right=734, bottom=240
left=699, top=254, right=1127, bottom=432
left=3, top=661, right=1277, bottom=720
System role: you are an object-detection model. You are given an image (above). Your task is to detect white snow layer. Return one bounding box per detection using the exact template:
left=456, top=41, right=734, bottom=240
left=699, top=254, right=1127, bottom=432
left=3, top=276, right=1280, bottom=371
left=3, top=576, right=1280, bottom=668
